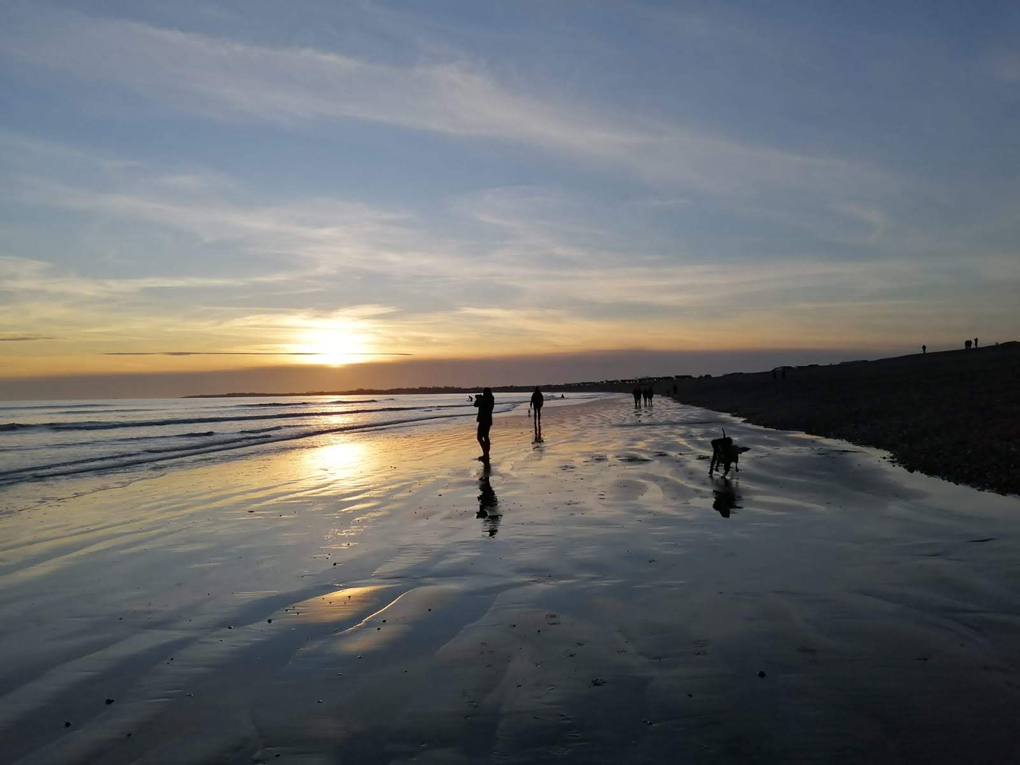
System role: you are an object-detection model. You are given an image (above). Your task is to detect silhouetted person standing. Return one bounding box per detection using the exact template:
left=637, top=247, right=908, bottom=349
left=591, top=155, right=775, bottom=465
left=922, top=344, right=926, bottom=354
left=974, top=337, right=979, bottom=348
left=633, top=386, right=641, bottom=407
left=473, top=387, right=495, bottom=462
left=646, top=387, right=654, bottom=405
left=529, top=386, right=544, bottom=442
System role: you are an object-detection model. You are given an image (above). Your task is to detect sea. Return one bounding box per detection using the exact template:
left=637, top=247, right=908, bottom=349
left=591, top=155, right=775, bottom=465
left=0, top=392, right=608, bottom=489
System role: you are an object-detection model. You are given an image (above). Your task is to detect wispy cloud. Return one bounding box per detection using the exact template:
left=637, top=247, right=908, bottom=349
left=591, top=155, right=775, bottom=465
left=0, top=7, right=880, bottom=197
left=0, top=334, right=60, bottom=342
left=105, top=351, right=411, bottom=356
left=0, top=255, right=290, bottom=298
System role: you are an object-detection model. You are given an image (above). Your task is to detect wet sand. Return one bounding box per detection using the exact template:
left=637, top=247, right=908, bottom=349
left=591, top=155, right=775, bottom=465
left=2, top=397, right=1020, bottom=763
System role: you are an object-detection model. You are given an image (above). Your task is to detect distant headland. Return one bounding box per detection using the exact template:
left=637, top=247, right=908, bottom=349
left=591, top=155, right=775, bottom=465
left=183, top=381, right=625, bottom=398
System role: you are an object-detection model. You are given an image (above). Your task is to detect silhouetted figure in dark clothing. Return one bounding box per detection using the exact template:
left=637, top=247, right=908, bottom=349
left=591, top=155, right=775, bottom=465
left=473, top=388, right=495, bottom=462
left=922, top=345, right=926, bottom=354
left=476, top=463, right=500, bottom=536
left=965, top=339, right=972, bottom=350
left=974, top=337, right=979, bottom=348
left=646, top=387, right=654, bottom=405
left=529, top=386, right=544, bottom=442
left=632, top=387, right=641, bottom=407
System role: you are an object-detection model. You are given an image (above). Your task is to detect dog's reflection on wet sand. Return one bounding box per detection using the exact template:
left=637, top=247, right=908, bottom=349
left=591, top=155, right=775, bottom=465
left=712, top=478, right=742, bottom=518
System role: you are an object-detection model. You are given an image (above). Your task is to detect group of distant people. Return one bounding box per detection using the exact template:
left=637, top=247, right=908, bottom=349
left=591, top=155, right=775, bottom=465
left=632, top=386, right=654, bottom=406
left=920, top=338, right=981, bottom=354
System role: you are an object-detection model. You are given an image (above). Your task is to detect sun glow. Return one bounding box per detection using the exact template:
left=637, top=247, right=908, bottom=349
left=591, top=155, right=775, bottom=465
left=296, top=326, right=369, bottom=366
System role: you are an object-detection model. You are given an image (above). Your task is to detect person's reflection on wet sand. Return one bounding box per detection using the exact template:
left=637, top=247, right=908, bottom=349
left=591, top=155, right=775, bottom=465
left=477, top=463, right=500, bottom=536
left=712, top=479, right=741, bottom=518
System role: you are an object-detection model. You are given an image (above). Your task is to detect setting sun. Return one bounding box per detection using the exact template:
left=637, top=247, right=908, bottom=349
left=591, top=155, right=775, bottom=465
left=296, top=326, right=369, bottom=367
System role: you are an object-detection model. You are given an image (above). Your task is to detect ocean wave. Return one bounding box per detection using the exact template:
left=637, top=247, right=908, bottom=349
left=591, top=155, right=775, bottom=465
left=0, top=431, right=277, bottom=479
left=0, top=404, right=470, bottom=433
left=236, top=398, right=379, bottom=407
left=0, top=409, right=476, bottom=486
left=235, top=401, right=315, bottom=408
left=0, top=403, right=109, bottom=411
left=0, top=429, right=220, bottom=453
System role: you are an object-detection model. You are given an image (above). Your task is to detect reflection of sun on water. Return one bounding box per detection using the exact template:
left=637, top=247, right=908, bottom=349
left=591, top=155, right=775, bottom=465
left=302, top=438, right=374, bottom=484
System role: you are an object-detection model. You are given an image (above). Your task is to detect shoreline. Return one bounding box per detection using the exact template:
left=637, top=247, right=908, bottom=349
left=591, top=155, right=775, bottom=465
left=671, top=343, right=1020, bottom=496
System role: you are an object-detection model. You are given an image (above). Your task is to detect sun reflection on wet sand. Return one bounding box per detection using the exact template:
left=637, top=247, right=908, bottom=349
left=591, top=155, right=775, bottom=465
left=282, top=585, right=394, bottom=625
left=299, top=437, right=377, bottom=485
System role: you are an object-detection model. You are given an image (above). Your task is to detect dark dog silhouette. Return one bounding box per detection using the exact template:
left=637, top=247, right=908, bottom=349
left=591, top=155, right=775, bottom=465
left=709, top=429, right=749, bottom=477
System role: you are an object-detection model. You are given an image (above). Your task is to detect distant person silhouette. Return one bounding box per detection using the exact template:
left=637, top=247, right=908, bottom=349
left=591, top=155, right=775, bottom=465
left=646, top=387, right=654, bottom=405
left=476, top=463, right=500, bottom=536
left=965, top=339, right=972, bottom=350
left=633, top=386, right=641, bottom=407
left=974, top=337, right=979, bottom=348
left=473, top=387, right=495, bottom=462
left=922, top=344, right=926, bottom=354
left=529, top=386, right=544, bottom=442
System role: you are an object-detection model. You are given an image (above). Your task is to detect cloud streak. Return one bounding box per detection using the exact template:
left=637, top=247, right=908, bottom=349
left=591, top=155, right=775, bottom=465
left=0, top=7, right=880, bottom=197
left=104, top=351, right=412, bottom=356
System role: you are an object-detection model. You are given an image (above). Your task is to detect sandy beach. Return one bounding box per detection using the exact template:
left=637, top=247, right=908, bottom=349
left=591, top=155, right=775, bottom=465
left=2, top=396, right=1020, bottom=763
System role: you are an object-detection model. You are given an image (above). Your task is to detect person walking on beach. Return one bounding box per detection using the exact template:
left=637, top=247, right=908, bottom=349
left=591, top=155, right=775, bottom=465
left=529, top=386, right=544, bottom=442
left=632, top=386, right=641, bottom=407
left=474, top=387, right=495, bottom=462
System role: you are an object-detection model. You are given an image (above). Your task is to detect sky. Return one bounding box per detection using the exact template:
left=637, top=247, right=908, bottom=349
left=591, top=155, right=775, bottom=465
left=1, top=1, right=1018, bottom=397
